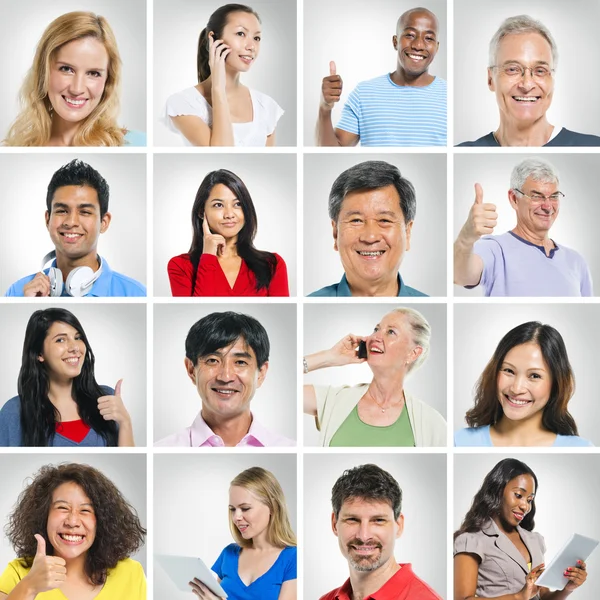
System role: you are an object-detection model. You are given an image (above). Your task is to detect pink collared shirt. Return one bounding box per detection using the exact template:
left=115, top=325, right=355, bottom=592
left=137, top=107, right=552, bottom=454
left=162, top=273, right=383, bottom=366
left=154, top=412, right=296, bottom=447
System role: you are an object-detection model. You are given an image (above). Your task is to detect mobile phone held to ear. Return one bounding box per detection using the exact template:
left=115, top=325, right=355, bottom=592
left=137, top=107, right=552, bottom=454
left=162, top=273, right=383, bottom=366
left=358, top=340, right=367, bottom=359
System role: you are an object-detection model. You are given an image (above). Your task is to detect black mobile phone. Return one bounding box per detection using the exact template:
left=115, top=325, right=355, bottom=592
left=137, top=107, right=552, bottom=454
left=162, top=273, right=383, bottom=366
left=358, top=340, right=367, bottom=359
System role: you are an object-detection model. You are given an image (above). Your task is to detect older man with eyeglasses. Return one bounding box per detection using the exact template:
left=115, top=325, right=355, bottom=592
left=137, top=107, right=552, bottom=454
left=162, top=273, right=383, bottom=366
left=458, top=15, right=600, bottom=147
left=453, top=158, right=593, bottom=296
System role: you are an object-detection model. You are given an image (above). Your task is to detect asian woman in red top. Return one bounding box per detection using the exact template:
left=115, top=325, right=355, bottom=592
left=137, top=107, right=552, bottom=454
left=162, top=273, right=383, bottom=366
left=168, top=169, right=290, bottom=296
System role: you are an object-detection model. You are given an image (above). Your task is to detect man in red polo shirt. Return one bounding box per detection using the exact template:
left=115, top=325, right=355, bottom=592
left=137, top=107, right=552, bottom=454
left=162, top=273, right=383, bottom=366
left=320, top=464, right=442, bottom=600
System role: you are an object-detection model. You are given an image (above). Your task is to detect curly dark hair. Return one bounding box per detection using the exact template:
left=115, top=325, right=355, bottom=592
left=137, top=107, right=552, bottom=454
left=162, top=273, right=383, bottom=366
left=5, top=463, right=146, bottom=585
left=454, top=458, right=538, bottom=540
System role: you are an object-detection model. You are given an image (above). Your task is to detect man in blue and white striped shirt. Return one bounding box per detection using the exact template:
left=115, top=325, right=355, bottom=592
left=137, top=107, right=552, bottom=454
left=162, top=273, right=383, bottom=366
left=316, top=8, right=446, bottom=147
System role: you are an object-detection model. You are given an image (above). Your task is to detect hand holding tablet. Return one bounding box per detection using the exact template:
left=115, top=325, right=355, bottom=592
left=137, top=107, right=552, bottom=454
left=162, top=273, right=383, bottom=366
left=156, top=554, right=228, bottom=598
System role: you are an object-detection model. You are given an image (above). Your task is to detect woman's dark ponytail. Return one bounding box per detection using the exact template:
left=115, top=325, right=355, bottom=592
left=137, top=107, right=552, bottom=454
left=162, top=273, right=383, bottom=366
left=197, top=27, right=211, bottom=83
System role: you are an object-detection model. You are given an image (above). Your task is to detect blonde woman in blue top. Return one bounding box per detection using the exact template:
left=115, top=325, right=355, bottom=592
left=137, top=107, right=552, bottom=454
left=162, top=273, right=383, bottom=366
left=189, top=467, right=296, bottom=600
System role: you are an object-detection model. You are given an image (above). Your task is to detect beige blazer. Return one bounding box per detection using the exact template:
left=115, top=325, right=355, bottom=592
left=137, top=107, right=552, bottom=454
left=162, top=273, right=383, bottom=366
left=454, top=519, right=546, bottom=598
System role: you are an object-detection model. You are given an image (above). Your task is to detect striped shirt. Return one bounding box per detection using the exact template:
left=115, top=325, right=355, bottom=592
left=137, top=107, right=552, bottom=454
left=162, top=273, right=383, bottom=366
left=337, top=73, right=447, bottom=147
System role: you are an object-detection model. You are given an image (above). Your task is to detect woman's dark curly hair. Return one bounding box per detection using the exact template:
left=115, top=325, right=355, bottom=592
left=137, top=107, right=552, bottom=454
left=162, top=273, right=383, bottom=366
left=454, top=458, right=538, bottom=540
left=4, top=463, right=146, bottom=585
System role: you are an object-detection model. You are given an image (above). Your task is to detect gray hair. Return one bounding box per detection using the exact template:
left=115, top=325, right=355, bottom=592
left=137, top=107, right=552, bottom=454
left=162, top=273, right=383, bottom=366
left=390, top=307, right=431, bottom=373
left=488, top=15, right=558, bottom=69
left=510, top=158, right=560, bottom=191
left=328, top=161, right=416, bottom=223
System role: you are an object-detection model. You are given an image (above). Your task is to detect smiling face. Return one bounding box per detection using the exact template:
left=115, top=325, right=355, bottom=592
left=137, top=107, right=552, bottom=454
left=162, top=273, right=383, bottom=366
left=333, top=186, right=412, bottom=293
left=218, top=11, right=261, bottom=73
left=394, top=10, right=439, bottom=77
left=38, top=321, right=86, bottom=382
left=203, top=183, right=246, bottom=241
left=488, top=32, right=554, bottom=128
left=509, top=176, right=560, bottom=235
left=47, top=481, right=96, bottom=561
left=333, top=498, right=403, bottom=573
left=46, top=185, right=111, bottom=263
left=497, top=474, right=536, bottom=529
left=497, top=342, right=552, bottom=422
left=48, top=37, right=109, bottom=124
left=229, top=485, right=271, bottom=543
left=186, top=337, right=268, bottom=421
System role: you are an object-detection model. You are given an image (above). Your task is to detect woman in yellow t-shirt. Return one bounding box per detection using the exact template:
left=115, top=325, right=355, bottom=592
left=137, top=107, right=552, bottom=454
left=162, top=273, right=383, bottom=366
left=0, top=463, right=146, bottom=599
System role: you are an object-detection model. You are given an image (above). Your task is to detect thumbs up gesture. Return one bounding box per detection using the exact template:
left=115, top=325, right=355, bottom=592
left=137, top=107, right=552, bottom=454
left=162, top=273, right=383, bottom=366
left=320, top=60, right=343, bottom=110
left=23, top=534, right=67, bottom=593
left=97, top=379, right=131, bottom=427
left=459, top=183, right=498, bottom=245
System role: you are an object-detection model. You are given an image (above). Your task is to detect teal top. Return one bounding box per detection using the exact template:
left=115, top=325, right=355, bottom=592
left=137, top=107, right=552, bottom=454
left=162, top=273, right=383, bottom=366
left=124, top=129, right=146, bottom=146
left=329, top=405, right=415, bottom=447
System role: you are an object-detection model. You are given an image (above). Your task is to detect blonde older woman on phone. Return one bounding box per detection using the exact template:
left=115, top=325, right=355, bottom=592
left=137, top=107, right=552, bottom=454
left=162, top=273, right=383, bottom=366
left=303, top=307, right=446, bottom=447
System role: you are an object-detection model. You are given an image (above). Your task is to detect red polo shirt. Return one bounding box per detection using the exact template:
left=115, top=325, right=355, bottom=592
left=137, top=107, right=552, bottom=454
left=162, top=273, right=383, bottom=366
left=318, top=564, right=442, bottom=600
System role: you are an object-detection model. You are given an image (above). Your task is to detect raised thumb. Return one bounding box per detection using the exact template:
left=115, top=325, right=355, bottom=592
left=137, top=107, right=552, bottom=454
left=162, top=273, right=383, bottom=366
left=474, top=183, right=484, bottom=205
left=114, top=379, right=123, bottom=397
left=329, top=60, right=336, bottom=76
left=34, top=534, right=46, bottom=556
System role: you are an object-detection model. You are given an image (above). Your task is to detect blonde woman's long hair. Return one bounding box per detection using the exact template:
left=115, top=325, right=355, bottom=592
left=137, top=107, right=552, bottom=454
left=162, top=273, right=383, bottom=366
left=4, top=11, right=125, bottom=146
left=229, top=467, right=296, bottom=549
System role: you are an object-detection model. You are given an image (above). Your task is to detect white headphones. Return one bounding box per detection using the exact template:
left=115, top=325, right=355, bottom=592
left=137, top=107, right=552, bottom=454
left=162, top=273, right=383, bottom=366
left=42, top=251, right=103, bottom=297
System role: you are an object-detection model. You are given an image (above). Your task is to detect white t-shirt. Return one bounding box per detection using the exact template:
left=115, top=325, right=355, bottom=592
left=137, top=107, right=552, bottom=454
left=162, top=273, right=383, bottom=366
left=164, top=86, right=284, bottom=146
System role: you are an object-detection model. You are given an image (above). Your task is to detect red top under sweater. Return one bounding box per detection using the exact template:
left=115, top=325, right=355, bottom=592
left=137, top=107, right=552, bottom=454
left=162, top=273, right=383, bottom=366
left=167, top=253, right=289, bottom=297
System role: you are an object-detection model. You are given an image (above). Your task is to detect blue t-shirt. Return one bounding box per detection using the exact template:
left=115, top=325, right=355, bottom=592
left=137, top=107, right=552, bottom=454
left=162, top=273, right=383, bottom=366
left=337, top=73, right=446, bottom=147
left=5, top=257, right=146, bottom=297
left=454, top=425, right=593, bottom=447
left=212, top=544, right=296, bottom=600
left=309, top=273, right=427, bottom=297
left=124, top=130, right=146, bottom=146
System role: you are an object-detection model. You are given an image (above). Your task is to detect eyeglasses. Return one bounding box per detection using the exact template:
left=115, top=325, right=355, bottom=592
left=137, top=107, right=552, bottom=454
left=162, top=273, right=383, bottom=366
left=491, top=63, right=554, bottom=80
left=513, top=189, right=564, bottom=203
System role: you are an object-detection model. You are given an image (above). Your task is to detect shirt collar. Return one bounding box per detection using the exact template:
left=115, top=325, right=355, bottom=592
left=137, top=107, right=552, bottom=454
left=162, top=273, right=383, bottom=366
left=190, top=412, right=271, bottom=447
left=333, top=564, right=416, bottom=600
left=337, top=273, right=405, bottom=297
left=508, top=231, right=559, bottom=258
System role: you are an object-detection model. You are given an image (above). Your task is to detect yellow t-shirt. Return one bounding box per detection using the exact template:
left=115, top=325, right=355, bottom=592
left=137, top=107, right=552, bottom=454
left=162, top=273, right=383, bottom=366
left=0, top=557, right=146, bottom=599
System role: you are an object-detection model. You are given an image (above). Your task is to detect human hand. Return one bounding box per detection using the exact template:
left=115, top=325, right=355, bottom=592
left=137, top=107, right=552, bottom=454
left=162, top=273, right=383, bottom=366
left=564, top=560, right=587, bottom=591
left=327, top=334, right=367, bottom=367
left=202, top=215, right=226, bottom=256
left=208, top=32, right=231, bottom=93
left=517, top=563, right=544, bottom=600
left=23, top=534, right=67, bottom=593
left=320, top=61, right=343, bottom=110
left=189, top=577, right=225, bottom=599
left=97, top=379, right=130, bottom=426
left=458, top=183, right=498, bottom=246
left=23, top=272, right=51, bottom=297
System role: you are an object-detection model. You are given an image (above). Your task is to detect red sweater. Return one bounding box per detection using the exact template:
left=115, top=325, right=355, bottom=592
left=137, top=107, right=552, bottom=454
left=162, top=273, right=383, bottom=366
left=168, top=252, right=289, bottom=297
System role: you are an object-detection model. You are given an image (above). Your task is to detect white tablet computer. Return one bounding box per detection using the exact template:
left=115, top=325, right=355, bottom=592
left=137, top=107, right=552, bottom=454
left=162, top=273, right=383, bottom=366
left=536, top=533, right=598, bottom=591
left=156, top=554, right=228, bottom=598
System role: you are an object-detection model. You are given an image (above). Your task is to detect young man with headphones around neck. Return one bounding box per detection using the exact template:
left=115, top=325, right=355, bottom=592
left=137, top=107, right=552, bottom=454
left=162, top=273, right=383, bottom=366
left=5, top=159, right=146, bottom=297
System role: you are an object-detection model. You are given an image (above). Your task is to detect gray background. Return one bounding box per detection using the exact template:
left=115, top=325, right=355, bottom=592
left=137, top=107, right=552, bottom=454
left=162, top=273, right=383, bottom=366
left=153, top=303, right=296, bottom=443
left=153, top=154, right=297, bottom=297
left=304, top=453, right=446, bottom=599
left=453, top=304, right=600, bottom=445
left=454, top=0, right=600, bottom=144
left=154, top=0, right=297, bottom=146
left=0, top=153, right=147, bottom=294
left=154, top=454, right=296, bottom=599
left=303, top=0, right=447, bottom=146
left=454, top=454, right=600, bottom=600
left=453, top=153, right=600, bottom=297
left=0, top=454, right=146, bottom=571
left=0, top=303, right=147, bottom=447
left=303, top=303, right=447, bottom=446
left=304, top=153, right=447, bottom=297
left=0, top=0, right=147, bottom=138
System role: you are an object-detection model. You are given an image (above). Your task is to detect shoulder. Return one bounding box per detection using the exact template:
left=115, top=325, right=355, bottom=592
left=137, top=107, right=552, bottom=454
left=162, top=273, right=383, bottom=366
left=456, top=132, right=496, bottom=147
left=154, top=428, right=192, bottom=447
left=223, top=543, right=241, bottom=557
left=454, top=426, right=490, bottom=447
left=355, top=73, right=390, bottom=90
left=280, top=546, right=297, bottom=561
left=319, top=586, right=345, bottom=600
left=555, top=434, right=594, bottom=447
left=454, top=530, right=485, bottom=557
left=109, top=557, right=144, bottom=576
left=550, top=128, right=600, bottom=147
left=5, top=273, right=37, bottom=296
left=400, top=282, right=428, bottom=297
left=406, top=394, right=445, bottom=421
left=168, top=253, right=192, bottom=269
left=123, top=130, right=146, bottom=146
left=0, top=557, right=31, bottom=583
left=107, top=270, right=147, bottom=297
left=308, top=283, right=339, bottom=297
left=165, top=87, right=210, bottom=117
left=250, top=88, right=281, bottom=110
left=0, top=396, right=21, bottom=418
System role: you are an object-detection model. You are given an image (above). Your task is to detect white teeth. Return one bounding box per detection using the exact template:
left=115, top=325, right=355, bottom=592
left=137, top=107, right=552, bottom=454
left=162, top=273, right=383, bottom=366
left=407, top=53, right=425, bottom=60
left=508, top=397, right=530, bottom=405
left=358, top=251, right=384, bottom=256
left=64, top=358, right=79, bottom=364
left=63, top=233, right=82, bottom=238
left=370, top=348, right=384, bottom=353
left=61, top=534, right=84, bottom=541
left=64, top=97, right=86, bottom=106
left=514, top=96, right=538, bottom=102
left=215, top=389, right=235, bottom=394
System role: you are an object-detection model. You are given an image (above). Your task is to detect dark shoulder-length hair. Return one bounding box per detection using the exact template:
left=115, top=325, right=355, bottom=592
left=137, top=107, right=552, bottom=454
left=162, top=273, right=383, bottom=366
left=5, top=463, right=146, bottom=585
left=18, top=308, right=118, bottom=447
left=188, top=169, right=277, bottom=295
left=454, top=458, right=538, bottom=539
left=465, top=321, right=578, bottom=435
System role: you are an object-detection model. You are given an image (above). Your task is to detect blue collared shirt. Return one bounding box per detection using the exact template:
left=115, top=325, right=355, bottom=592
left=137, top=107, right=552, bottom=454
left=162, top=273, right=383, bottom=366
left=5, top=257, right=146, bottom=297
left=308, top=273, right=427, bottom=297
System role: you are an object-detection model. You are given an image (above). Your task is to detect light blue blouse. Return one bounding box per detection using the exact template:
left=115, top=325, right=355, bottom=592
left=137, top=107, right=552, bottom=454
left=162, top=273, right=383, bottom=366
left=454, top=425, right=593, bottom=447
left=124, top=129, right=146, bottom=146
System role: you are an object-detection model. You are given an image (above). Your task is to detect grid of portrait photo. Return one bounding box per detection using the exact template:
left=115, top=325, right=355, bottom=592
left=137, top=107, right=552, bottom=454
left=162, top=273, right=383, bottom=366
left=0, top=1, right=599, bottom=599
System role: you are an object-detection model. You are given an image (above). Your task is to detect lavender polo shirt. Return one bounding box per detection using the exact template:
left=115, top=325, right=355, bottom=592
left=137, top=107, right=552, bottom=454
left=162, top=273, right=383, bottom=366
left=154, top=412, right=295, bottom=447
left=472, top=232, right=593, bottom=297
